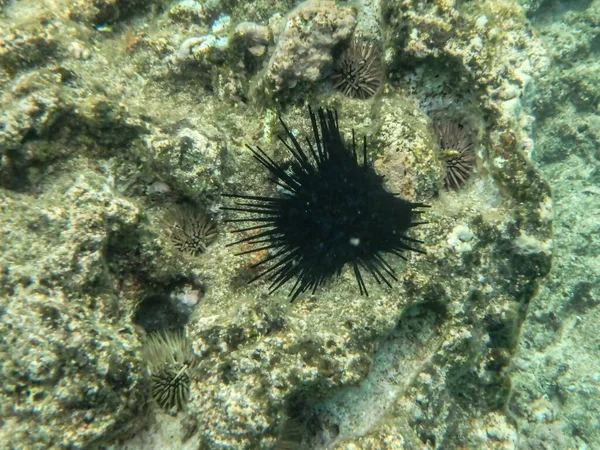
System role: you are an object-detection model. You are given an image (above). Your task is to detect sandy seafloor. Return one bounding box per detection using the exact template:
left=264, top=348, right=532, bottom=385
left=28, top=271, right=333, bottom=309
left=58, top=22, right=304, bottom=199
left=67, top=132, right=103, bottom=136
left=0, top=0, right=598, bottom=449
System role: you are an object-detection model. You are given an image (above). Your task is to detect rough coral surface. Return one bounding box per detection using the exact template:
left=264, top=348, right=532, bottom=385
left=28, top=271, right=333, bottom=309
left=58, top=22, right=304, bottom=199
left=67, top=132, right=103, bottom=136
left=0, top=171, right=147, bottom=449
left=263, top=0, right=356, bottom=96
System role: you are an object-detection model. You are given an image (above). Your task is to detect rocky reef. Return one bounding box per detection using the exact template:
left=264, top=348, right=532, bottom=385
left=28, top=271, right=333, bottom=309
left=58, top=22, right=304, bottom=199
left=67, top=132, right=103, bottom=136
left=0, top=0, right=596, bottom=449
left=508, top=2, right=600, bottom=449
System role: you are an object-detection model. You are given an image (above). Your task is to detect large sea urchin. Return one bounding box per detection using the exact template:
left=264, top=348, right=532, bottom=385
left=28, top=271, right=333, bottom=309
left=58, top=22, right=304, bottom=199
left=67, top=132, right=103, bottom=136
left=223, top=107, right=428, bottom=301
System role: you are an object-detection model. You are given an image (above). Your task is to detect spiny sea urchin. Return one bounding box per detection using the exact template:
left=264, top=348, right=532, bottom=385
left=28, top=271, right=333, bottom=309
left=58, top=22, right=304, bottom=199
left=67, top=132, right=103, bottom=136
left=433, top=121, right=476, bottom=190
left=162, top=205, right=217, bottom=256
left=331, top=40, right=383, bottom=99
left=143, top=330, right=195, bottom=412
left=223, top=107, right=428, bottom=301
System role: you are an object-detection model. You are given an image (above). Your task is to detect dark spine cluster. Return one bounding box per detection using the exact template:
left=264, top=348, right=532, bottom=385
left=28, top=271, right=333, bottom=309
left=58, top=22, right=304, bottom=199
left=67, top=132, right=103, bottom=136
left=224, top=107, right=427, bottom=301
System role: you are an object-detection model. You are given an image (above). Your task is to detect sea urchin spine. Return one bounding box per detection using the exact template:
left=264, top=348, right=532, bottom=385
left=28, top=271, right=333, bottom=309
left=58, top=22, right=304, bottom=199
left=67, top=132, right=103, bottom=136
left=223, top=107, right=428, bottom=301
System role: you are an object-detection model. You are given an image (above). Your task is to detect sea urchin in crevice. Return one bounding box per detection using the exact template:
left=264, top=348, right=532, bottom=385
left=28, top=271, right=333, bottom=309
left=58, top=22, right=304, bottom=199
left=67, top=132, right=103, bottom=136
left=433, top=120, right=476, bottom=190
left=223, top=107, right=428, bottom=301
left=143, top=330, right=195, bottom=412
left=162, top=204, right=217, bottom=256
left=331, top=40, right=383, bottom=99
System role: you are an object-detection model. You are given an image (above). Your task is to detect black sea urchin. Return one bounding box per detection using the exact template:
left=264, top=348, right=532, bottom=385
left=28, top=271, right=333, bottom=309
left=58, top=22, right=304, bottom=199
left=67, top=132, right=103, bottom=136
left=223, top=107, right=428, bottom=301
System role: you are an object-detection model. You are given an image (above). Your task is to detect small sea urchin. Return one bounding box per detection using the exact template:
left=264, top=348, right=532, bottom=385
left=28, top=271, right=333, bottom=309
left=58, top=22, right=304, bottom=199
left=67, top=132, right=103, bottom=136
left=223, top=107, right=428, bottom=301
left=433, top=121, right=476, bottom=190
left=331, top=40, right=383, bottom=99
left=163, top=205, right=217, bottom=256
left=143, top=330, right=195, bottom=412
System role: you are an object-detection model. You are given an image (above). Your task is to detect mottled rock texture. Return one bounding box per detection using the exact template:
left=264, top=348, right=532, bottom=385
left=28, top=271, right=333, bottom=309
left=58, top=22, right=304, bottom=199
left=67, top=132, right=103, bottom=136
left=509, top=1, right=600, bottom=449
left=0, top=170, right=148, bottom=449
left=1, top=0, right=586, bottom=449
left=261, top=0, right=356, bottom=98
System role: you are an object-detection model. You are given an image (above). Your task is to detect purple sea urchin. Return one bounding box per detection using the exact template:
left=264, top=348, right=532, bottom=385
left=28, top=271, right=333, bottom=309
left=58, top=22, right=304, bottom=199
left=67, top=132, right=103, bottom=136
left=223, top=107, right=428, bottom=301
left=331, top=40, right=383, bottom=99
left=433, top=121, right=476, bottom=190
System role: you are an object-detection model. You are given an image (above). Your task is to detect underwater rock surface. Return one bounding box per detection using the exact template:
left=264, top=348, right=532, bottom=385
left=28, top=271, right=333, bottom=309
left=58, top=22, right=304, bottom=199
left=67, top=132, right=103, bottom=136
left=0, top=169, right=148, bottom=447
left=509, top=2, right=600, bottom=449
left=0, top=0, right=596, bottom=449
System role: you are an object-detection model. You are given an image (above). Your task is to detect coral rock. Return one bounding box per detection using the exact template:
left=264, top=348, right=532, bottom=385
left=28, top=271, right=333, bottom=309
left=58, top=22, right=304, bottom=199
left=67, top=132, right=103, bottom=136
left=263, top=0, right=356, bottom=94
